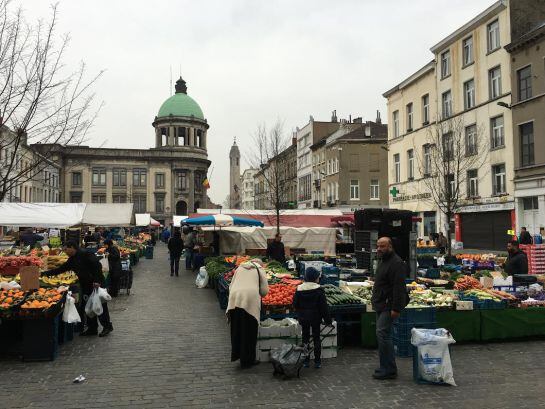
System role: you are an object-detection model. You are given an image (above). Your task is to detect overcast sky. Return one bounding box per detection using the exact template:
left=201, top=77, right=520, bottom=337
left=17, top=0, right=494, bottom=204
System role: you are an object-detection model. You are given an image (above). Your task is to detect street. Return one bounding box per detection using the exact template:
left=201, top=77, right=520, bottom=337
left=2, top=244, right=545, bottom=409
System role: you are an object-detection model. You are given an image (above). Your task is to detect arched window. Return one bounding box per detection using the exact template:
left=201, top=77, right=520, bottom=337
left=177, top=127, right=186, bottom=145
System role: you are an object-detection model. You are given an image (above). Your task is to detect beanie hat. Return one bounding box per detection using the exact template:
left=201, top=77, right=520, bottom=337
left=304, top=267, right=321, bottom=282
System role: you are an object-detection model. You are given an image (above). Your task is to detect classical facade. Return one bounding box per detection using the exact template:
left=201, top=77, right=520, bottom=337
left=0, top=126, right=61, bottom=204
left=241, top=168, right=257, bottom=210
left=310, top=116, right=388, bottom=211
left=33, top=77, right=211, bottom=225
left=383, top=0, right=545, bottom=249
left=506, top=20, right=545, bottom=237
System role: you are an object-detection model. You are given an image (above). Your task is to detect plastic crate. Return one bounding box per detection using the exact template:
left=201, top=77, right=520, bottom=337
left=398, top=307, right=436, bottom=325
left=22, top=314, right=60, bottom=361
left=474, top=299, right=506, bottom=310
left=424, top=268, right=440, bottom=279
left=394, top=321, right=437, bottom=357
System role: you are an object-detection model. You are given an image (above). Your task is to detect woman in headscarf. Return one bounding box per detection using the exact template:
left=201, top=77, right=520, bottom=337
left=226, top=259, right=269, bottom=369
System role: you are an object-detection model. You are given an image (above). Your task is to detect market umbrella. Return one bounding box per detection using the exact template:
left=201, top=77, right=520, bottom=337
left=182, top=214, right=264, bottom=227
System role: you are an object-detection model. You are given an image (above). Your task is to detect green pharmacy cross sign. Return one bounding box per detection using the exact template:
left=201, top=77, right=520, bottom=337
left=390, top=187, right=400, bottom=198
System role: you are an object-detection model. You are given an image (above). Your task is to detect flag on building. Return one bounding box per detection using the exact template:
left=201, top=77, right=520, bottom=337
left=203, top=177, right=210, bottom=189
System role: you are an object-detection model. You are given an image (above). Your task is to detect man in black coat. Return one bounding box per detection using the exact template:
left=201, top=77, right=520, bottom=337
left=504, top=240, right=528, bottom=275
left=371, top=237, right=409, bottom=380
left=266, top=233, right=286, bottom=264
left=104, top=239, right=123, bottom=297
left=519, top=227, right=533, bottom=245
left=43, top=241, right=113, bottom=337
left=168, top=231, right=184, bottom=276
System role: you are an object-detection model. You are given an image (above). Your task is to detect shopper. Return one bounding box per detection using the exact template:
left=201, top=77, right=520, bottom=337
left=104, top=239, right=122, bottom=297
left=504, top=240, right=528, bottom=275
left=83, top=230, right=94, bottom=245
left=266, top=233, right=286, bottom=264
left=161, top=228, right=171, bottom=243
left=519, top=227, right=533, bottom=245
left=371, top=236, right=409, bottom=380
left=293, top=267, right=332, bottom=369
left=168, top=231, right=184, bottom=276
left=43, top=241, right=114, bottom=337
left=437, top=232, right=448, bottom=254
left=183, top=227, right=196, bottom=270
left=226, top=259, right=269, bottom=369
left=19, top=228, right=44, bottom=247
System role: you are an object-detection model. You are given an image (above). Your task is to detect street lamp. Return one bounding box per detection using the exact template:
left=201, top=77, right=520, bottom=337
left=497, top=101, right=511, bottom=109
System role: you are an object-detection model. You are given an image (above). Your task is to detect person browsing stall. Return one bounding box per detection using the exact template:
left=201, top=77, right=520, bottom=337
left=371, top=237, right=409, bottom=380
left=293, top=267, right=332, bottom=369
left=104, top=239, right=122, bottom=297
left=504, top=240, right=528, bottom=276
left=42, top=241, right=114, bottom=337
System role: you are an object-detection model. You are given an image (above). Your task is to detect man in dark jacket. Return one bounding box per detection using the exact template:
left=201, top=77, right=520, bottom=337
left=371, top=237, right=409, bottom=380
left=519, top=227, right=533, bottom=245
left=266, top=233, right=286, bottom=264
left=293, top=267, right=332, bottom=369
left=19, top=228, right=44, bottom=247
left=43, top=241, right=113, bottom=337
left=104, top=239, right=123, bottom=297
left=168, top=231, right=184, bottom=276
left=504, top=240, right=528, bottom=275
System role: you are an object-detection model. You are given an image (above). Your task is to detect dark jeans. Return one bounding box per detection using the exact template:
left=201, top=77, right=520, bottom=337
left=301, top=320, right=321, bottom=361
left=170, top=255, right=180, bottom=276
left=376, top=311, right=397, bottom=374
left=109, top=276, right=120, bottom=297
left=185, top=249, right=193, bottom=269
left=81, top=291, right=112, bottom=332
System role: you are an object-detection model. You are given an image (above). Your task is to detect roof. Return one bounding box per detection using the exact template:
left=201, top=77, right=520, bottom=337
left=505, top=20, right=545, bottom=52
left=158, top=92, right=204, bottom=120
left=382, top=60, right=435, bottom=98
left=430, top=0, right=507, bottom=53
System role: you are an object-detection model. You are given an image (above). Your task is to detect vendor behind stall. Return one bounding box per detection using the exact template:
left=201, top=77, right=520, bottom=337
left=18, top=228, right=44, bottom=247
left=504, top=240, right=528, bottom=275
left=42, top=240, right=114, bottom=337
left=266, top=233, right=286, bottom=264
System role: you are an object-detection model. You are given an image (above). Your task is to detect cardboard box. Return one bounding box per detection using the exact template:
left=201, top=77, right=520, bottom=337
left=493, top=275, right=513, bottom=287
left=455, top=300, right=473, bottom=310
left=480, top=277, right=494, bottom=289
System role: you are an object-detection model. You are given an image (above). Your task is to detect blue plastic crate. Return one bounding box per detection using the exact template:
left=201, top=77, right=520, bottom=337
left=397, top=307, right=436, bottom=325
left=424, top=268, right=440, bottom=279
left=394, top=321, right=437, bottom=358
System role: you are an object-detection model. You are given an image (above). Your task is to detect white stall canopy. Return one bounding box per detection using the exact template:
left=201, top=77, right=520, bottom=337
left=0, top=203, right=134, bottom=228
left=135, top=213, right=160, bottom=227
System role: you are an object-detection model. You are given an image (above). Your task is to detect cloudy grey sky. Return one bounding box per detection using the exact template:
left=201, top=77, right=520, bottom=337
left=18, top=0, right=493, bottom=203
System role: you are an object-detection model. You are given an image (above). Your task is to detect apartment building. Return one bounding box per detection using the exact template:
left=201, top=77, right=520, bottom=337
left=241, top=168, right=258, bottom=210
left=506, top=20, right=545, bottom=236
left=384, top=0, right=545, bottom=250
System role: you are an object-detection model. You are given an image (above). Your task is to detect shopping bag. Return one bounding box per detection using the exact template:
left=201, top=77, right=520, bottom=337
left=85, top=289, right=103, bottom=318
left=97, top=287, right=112, bottom=302
left=195, top=266, right=209, bottom=288
left=99, top=257, right=109, bottom=273
left=411, top=328, right=456, bottom=386
left=62, top=292, right=81, bottom=323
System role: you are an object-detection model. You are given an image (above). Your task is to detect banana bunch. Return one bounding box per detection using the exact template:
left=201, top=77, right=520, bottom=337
left=40, top=271, right=78, bottom=286
left=46, top=255, right=68, bottom=269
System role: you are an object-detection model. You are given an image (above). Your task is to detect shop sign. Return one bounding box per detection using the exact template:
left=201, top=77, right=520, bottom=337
left=457, top=201, right=515, bottom=213
left=392, top=192, right=431, bottom=202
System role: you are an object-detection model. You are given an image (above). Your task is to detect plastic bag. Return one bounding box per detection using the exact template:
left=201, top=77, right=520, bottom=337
left=84, top=289, right=103, bottom=318
left=62, top=292, right=81, bottom=323
left=97, top=287, right=112, bottom=302
left=195, top=266, right=209, bottom=288
left=411, top=328, right=456, bottom=386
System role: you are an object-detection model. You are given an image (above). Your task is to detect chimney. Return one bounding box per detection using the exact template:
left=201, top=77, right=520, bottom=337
left=331, top=110, right=337, bottom=123
left=349, top=115, right=352, bottom=123
left=376, top=110, right=382, bottom=124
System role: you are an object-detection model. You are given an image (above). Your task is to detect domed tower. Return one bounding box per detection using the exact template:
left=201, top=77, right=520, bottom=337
left=229, top=139, right=241, bottom=209
left=153, top=76, right=210, bottom=216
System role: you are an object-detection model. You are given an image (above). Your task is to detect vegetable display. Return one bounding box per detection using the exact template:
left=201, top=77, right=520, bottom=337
left=454, top=276, right=482, bottom=290
left=322, top=284, right=363, bottom=306
left=262, top=284, right=296, bottom=306
left=352, top=286, right=373, bottom=304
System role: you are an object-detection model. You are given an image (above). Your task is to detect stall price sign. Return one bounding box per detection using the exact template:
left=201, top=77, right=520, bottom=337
left=20, top=266, right=40, bottom=291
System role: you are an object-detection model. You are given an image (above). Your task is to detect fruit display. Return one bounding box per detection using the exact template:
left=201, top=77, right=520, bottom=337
left=454, top=276, right=482, bottom=290
left=40, top=271, right=78, bottom=286
left=323, top=284, right=363, bottom=306
left=225, top=255, right=250, bottom=266
left=20, top=288, right=64, bottom=310
left=0, top=256, right=43, bottom=271
left=262, top=284, right=296, bottom=306
left=0, top=274, right=20, bottom=283
left=0, top=289, right=26, bottom=310
left=45, top=255, right=68, bottom=270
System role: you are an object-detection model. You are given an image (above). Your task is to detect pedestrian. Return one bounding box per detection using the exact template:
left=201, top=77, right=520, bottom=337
left=18, top=228, right=44, bottom=247
left=150, top=230, right=157, bottom=246
left=504, top=240, right=528, bottom=275
left=161, top=228, right=171, bottom=243
left=266, top=233, right=286, bottom=264
left=226, top=259, right=269, bottom=369
left=43, top=241, right=114, bottom=337
left=437, top=232, right=448, bottom=254
left=104, top=239, right=122, bottom=297
left=92, top=229, right=102, bottom=243
left=83, top=230, right=94, bottom=245
left=183, top=227, right=196, bottom=270
left=168, top=231, right=183, bottom=277
left=519, top=227, right=533, bottom=245
left=371, top=236, right=409, bottom=380
left=293, top=267, right=332, bottom=369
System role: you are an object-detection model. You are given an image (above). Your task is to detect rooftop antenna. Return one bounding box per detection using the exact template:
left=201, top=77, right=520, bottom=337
left=169, top=65, right=172, bottom=94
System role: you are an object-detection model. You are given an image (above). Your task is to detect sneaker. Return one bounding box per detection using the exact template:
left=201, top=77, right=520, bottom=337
left=303, top=359, right=310, bottom=368
left=79, top=329, right=98, bottom=336
left=99, top=326, right=113, bottom=337
left=314, top=360, right=322, bottom=369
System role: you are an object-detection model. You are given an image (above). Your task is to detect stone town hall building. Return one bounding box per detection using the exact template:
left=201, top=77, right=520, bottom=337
left=33, top=77, right=212, bottom=225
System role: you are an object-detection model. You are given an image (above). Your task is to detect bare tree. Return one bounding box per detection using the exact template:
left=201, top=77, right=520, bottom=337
left=414, top=116, right=488, bottom=256
left=247, top=120, right=295, bottom=234
left=0, top=0, right=103, bottom=202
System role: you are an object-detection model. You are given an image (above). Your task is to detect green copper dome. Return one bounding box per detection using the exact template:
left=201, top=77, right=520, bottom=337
left=157, top=77, right=204, bottom=120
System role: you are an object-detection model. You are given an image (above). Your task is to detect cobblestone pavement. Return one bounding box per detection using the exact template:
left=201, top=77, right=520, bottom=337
left=2, top=244, right=545, bottom=409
